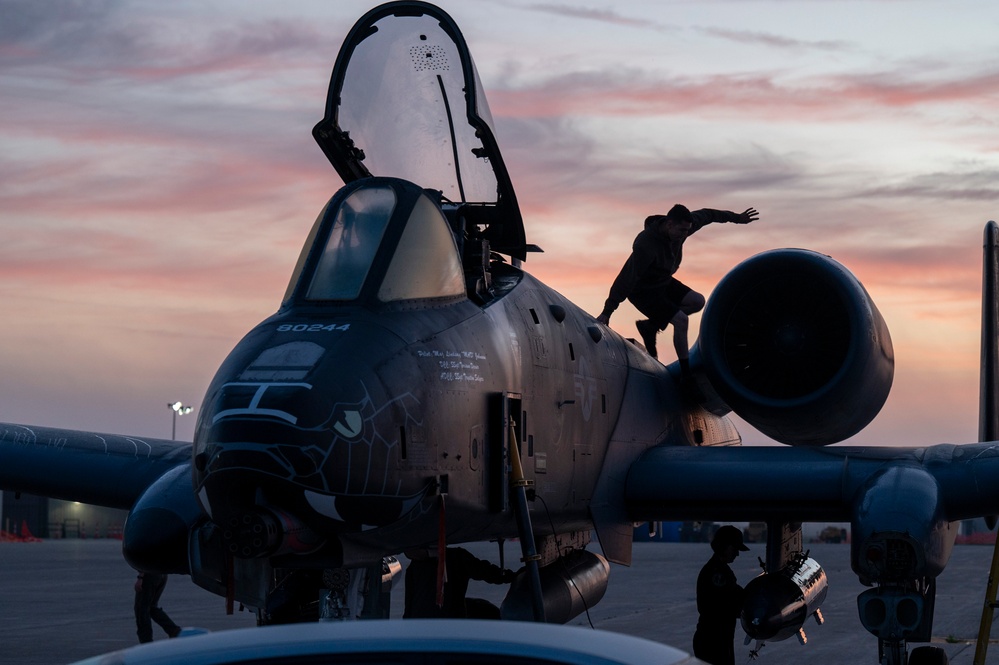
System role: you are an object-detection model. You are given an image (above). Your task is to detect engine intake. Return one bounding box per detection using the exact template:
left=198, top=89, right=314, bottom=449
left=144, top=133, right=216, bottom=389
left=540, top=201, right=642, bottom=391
left=694, top=249, right=893, bottom=446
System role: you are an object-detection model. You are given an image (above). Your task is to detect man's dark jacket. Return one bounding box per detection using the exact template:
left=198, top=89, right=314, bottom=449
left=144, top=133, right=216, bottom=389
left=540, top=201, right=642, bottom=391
left=601, top=208, right=743, bottom=318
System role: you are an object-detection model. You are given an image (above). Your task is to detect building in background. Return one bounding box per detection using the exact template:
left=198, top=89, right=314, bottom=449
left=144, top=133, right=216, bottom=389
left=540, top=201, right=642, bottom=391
left=2, top=491, right=127, bottom=539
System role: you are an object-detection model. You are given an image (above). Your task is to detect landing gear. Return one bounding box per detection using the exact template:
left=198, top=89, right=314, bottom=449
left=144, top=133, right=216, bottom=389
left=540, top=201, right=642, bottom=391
left=259, top=559, right=401, bottom=625
left=876, top=639, right=948, bottom=665
left=859, top=578, right=938, bottom=665
left=507, top=420, right=545, bottom=622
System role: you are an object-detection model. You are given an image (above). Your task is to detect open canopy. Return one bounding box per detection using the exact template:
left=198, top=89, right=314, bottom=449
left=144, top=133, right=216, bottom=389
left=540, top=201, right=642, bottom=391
left=313, top=1, right=527, bottom=260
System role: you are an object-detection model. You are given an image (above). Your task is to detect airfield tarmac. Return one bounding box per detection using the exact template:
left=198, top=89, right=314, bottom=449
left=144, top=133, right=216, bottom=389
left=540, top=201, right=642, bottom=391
left=1, top=539, right=998, bottom=664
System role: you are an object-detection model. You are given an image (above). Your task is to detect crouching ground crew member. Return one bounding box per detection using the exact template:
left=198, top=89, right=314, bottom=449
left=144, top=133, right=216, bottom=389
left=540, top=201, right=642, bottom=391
left=403, top=546, right=517, bottom=619
left=596, top=204, right=757, bottom=380
left=693, top=525, right=750, bottom=665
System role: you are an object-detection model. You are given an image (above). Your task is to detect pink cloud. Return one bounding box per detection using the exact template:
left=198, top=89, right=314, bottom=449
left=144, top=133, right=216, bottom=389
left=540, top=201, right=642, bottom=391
left=100, top=20, right=327, bottom=83
left=829, top=70, right=999, bottom=108
left=486, top=66, right=999, bottom=121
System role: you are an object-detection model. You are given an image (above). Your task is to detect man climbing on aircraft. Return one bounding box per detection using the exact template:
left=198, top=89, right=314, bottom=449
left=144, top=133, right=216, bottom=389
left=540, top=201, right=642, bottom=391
left=596, top=204, right=758, bottom=379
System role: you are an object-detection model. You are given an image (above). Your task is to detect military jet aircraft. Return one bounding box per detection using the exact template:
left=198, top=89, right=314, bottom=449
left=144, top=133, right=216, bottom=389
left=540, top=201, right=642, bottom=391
left=3, top=2, right=999, bottom=664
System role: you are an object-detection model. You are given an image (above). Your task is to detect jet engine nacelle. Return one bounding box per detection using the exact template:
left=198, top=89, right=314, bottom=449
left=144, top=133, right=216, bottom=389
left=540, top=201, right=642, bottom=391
left=695, top=249, right=894, bottom=446
left=741, top=555, right=828, bottom=643
left=500, top=549, right=609, bottom=624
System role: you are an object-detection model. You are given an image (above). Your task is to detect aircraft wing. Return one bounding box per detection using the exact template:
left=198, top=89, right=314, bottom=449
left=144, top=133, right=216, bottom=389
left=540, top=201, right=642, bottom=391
left=625, top=442, right=999, bottom=525
left=0, top=422, right=190, bottom=509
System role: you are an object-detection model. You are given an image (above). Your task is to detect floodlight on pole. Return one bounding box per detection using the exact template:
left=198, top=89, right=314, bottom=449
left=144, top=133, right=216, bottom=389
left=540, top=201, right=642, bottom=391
left=169, top=401, right=194, bottom=440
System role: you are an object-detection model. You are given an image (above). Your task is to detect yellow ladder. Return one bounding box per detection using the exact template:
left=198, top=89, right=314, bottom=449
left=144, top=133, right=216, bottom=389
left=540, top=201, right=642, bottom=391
left=974, top=531, right=999, bottom=664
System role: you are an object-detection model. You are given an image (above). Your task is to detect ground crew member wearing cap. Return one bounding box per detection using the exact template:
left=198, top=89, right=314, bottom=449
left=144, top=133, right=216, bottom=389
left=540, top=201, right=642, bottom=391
left=693, top=525, right=750, bottom=665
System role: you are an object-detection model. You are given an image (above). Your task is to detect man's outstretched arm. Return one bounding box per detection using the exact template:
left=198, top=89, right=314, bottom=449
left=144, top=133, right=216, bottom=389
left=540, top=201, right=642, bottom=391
left=691, top=207, right=759, bottom=228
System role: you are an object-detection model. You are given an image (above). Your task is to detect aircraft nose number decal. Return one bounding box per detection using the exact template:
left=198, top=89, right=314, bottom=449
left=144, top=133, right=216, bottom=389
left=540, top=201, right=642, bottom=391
left=277, top=323, right=351, bottom=333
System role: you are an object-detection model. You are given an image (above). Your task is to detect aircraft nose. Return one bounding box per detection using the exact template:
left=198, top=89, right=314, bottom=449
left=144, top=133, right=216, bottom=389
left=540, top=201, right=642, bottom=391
left=193, top=328, right=430, bottom=541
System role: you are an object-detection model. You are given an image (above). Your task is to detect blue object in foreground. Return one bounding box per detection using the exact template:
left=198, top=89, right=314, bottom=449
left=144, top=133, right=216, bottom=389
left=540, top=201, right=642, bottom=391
left=67, top=619, right=704, bottom=665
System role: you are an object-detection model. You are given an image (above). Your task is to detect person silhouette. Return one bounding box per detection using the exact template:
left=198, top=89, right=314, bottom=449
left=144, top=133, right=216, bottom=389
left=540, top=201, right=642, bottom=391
left=597, top=204, right=757, bottom=382
left=134, top=572, right=181, bottom=643
left=403, top=547, right=516, bottom=619
left=692, top=525, right=749, bottom=665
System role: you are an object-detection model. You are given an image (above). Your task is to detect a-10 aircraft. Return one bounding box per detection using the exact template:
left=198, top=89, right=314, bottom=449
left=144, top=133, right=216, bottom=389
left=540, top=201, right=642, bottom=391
left=2, top=2, right=999, bottom=664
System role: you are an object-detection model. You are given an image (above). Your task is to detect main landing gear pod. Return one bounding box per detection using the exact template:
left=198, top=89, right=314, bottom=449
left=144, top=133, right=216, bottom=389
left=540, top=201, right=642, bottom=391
left=500, top=550, right=609, bottom=624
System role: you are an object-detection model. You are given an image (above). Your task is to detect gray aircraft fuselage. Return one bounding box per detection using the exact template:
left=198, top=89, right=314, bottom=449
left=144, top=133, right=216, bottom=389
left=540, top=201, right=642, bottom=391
left=187, top=176, right=736, bottom=573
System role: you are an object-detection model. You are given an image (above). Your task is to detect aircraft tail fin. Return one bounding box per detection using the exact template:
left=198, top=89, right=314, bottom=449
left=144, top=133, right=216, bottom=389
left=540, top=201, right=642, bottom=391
left=980, top=220, right=999, bottom=442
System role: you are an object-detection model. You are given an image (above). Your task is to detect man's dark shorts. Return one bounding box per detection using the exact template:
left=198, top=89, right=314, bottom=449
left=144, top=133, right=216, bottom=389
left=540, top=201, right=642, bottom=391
left=628, top=278, right=693, bottom=328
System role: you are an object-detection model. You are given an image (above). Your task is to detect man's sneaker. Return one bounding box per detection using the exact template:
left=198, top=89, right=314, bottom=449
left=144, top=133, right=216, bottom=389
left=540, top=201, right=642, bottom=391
left=636, top=319, right=658, bottom=359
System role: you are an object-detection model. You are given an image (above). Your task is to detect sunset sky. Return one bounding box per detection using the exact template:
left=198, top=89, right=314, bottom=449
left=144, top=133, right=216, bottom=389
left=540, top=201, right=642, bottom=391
left=1, top=1, right=997, bottom=446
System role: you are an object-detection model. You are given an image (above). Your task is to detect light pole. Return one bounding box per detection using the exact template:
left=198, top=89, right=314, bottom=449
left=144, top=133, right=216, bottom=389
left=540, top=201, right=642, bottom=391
left=169, top=401, right=193, bottom=440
